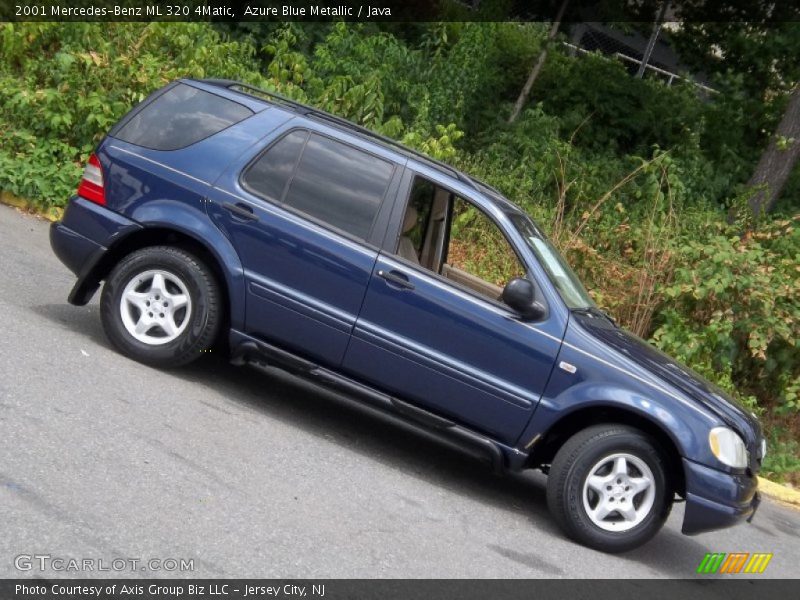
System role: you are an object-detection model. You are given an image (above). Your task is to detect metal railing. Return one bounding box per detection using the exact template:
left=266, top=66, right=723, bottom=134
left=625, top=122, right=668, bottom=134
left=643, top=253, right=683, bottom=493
left=562, top=42, right=717, bottom=94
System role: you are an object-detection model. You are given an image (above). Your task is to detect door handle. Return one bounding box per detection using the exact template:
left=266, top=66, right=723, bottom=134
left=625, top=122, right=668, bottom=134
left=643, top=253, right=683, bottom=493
left=377, top=269, right=415, bottom=290
left=223, top=202, right=259, bottom=221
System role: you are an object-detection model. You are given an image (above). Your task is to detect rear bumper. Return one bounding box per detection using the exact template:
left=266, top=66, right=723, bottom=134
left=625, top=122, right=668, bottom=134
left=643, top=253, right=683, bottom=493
left=49, top=196, right=140, bottom=305
left=681, top=457, right=760, bottom=535
left=50, top=221, right=104, bottom=277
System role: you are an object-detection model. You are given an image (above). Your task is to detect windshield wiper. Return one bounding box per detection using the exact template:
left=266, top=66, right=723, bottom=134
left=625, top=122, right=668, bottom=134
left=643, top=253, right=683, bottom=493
left=571, top=306, right=617, bottom=327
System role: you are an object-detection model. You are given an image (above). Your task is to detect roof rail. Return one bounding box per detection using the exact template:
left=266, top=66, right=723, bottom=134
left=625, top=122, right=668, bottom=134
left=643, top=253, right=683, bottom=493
left=198, top=78, right=479, bottom=191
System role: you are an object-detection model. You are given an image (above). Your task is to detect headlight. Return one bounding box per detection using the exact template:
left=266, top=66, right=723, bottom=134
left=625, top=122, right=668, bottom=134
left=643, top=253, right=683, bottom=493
left=709, top=427, right=748, bottom=468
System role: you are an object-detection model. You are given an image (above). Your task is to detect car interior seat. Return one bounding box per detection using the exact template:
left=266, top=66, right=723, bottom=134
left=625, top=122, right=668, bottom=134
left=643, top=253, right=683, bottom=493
left=397, top=205, right=420, bottom=265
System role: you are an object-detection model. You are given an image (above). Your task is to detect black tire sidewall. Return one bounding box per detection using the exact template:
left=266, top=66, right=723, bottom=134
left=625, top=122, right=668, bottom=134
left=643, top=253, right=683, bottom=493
left=549, top=426, right=672, bottom=553
left=100, top=247, right=218, bottom=367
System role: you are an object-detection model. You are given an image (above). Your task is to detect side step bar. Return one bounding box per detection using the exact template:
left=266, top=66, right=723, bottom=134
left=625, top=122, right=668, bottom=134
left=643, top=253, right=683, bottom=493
left=230, top=335, right=512, bottom=475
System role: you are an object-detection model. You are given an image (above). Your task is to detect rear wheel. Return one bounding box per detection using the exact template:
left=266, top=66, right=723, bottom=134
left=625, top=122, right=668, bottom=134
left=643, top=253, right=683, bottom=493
left=100, top=246, right=220, bottom=368
left=546, top=424, right=673, bottom=553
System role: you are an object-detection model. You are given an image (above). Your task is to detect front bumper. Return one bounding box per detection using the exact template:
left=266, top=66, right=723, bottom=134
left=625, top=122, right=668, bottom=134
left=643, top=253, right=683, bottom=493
left=681, top=457, right=760, bottom=535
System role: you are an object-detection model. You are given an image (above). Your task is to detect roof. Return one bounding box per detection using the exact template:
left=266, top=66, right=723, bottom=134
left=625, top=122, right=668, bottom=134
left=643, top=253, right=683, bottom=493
left=195, top=78, right=507, bottom=201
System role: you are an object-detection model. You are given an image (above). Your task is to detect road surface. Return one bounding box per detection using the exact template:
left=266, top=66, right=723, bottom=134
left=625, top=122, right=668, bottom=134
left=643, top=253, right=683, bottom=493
left=1, top=204, right=798, bottom=578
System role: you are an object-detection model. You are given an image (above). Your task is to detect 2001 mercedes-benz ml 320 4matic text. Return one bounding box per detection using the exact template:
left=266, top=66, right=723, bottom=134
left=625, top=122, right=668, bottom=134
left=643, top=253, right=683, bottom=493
left=51, top=79, right=765, bottom=552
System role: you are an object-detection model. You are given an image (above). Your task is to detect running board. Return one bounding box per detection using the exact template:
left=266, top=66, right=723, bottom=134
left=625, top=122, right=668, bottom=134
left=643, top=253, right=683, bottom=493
left=230, top=335, right=509, bottom=474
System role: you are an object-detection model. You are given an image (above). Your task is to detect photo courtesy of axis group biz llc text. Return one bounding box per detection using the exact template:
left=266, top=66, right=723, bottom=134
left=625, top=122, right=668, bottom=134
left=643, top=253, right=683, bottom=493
left=15, top=583, right=326, bottom=597
left=0, top=0, right=798, bottom=598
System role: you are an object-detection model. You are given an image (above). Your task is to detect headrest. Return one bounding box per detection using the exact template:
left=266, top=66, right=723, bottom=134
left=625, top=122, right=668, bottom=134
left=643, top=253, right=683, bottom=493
left=402, top=206, right=418, bottom=234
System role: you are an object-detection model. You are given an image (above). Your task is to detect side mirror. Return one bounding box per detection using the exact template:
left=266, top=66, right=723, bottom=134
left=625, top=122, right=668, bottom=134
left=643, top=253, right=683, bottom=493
left=502, top=277, right=545, bottom=320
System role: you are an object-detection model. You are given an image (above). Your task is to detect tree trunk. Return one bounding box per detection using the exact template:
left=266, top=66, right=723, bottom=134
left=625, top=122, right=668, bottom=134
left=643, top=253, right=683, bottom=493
left=508, top=0, right=570, bottom=124
left=748, top=84, right=800, bottom=216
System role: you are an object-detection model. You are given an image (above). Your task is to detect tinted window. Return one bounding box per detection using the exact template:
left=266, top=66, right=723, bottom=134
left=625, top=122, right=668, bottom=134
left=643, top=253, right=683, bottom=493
left=283, top=134, right=394, bottom=239
left=242, top=131, right=308, bottom=202
left=115, top=83, right=253, bottom=150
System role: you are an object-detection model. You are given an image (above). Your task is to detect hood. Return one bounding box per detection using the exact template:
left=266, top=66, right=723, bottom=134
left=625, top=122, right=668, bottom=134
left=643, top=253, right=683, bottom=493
left=571, top=311, right=762, bottom=454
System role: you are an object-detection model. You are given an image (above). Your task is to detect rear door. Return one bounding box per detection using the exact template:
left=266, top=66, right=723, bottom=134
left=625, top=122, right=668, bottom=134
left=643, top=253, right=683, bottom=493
left=207, top=124, right=402, bottom=367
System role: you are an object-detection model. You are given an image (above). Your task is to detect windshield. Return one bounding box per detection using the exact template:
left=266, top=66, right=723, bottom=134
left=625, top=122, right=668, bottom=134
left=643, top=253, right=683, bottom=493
left=508, top=213, right=595, bottom=309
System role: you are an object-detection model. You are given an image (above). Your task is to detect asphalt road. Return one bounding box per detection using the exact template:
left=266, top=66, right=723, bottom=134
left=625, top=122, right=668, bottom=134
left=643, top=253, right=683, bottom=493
left=1, top=203, right=798, bottom=579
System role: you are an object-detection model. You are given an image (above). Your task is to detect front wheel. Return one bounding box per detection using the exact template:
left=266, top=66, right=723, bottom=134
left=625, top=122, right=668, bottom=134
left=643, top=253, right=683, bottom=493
left=546, top=424, right=673, bottom=553
left=100, top=246, right=220, bottom=368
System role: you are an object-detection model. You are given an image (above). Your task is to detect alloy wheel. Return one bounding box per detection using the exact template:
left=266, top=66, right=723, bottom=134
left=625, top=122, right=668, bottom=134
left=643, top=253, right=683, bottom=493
left=119, top=269, right=192, bottom=345
left=581, top=452, right=656, bottom=532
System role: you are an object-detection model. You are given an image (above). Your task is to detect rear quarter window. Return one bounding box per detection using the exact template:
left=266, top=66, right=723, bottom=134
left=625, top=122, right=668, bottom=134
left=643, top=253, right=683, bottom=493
left=114, top=83, right=253, bottom=151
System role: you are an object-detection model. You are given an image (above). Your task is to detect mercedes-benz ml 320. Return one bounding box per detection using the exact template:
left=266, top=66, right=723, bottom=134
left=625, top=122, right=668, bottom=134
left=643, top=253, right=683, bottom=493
left=50, top=79, right=764, bottom=552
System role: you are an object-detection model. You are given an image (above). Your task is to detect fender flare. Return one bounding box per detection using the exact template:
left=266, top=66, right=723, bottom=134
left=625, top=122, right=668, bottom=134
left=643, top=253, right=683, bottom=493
left=524, top=380, right=718, bottom=469
left=73, top=199, right=247, bottom=332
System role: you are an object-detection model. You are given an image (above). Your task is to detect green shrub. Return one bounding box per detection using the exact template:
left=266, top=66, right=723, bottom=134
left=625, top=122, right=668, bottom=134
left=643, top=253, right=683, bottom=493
left=652, top=218, right=800, bottom=416
left=0, top=22, right=271, bottom=203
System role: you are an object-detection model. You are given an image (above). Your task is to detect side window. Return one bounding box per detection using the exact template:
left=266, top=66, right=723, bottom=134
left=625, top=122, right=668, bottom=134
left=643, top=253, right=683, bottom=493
left=242, top=130, right=307, bottom=202
left=446, top=196, right=525, bottom=292
left=283, top=134, right=394, bottom=240
left=397, top=176, right=525, bottom=303
left=115, top=83, right=253, bottom=151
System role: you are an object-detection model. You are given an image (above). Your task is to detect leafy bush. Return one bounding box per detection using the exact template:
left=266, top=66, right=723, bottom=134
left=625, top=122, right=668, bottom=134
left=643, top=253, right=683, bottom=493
left=762, top=432, right=800, bottom=484
left=653, top=218, right=800, bottom=420
left=0, top=22, right=271, bottom=205
left=535, top=51, right=704, bottom=155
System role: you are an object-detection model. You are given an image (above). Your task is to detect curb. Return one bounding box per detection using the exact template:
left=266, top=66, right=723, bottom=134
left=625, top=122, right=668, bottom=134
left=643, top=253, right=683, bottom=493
left=0, top=190, right=63, bottom=222
left=758, top=476, right=800, bottom=509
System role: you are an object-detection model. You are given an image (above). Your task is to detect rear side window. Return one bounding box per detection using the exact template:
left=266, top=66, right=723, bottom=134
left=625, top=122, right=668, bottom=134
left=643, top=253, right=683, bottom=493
left=114, top=83, right=253, bottom=151
left=244, top=132, right=394, bottom=240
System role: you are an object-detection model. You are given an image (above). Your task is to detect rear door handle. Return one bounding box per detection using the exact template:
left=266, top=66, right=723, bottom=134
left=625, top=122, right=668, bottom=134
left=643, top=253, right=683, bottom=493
left=377, top=269, right=415, bottom=290
left=223, top=202, right=259, bottom=221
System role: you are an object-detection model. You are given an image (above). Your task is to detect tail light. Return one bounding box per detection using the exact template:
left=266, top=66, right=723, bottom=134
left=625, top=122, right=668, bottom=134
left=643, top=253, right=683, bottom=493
left=77, top=153, right=106, bottom=205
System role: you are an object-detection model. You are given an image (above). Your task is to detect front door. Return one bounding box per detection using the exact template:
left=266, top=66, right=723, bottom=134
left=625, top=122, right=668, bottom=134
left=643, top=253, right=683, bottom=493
left=342, top=173, right=564, bottom=444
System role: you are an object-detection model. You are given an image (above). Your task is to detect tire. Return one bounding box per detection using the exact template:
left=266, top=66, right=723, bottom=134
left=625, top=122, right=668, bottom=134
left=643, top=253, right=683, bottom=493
left=100, top=246, right=220, bottom=368
left=546, top=424, right=672, bottom=553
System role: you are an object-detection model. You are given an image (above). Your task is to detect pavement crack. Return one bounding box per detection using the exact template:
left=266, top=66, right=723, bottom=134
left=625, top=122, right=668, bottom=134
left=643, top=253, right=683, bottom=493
left=135, top=433, right=228, bottom=487
left=0, top=472, right=128, bottom=559
left=487, top=543, right=566, bottom=575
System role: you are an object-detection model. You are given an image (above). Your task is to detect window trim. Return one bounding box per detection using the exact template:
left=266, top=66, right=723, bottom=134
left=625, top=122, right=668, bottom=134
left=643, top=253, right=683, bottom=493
left=112, top=82, right=254, bottom=152
left=240, top=128, right=310, bottom=205
left=239, top=128, right=398, bottom=244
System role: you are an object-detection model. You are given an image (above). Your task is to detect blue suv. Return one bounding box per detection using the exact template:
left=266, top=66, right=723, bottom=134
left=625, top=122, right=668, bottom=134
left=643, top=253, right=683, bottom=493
left=50, top=79, right=764, bottom=552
